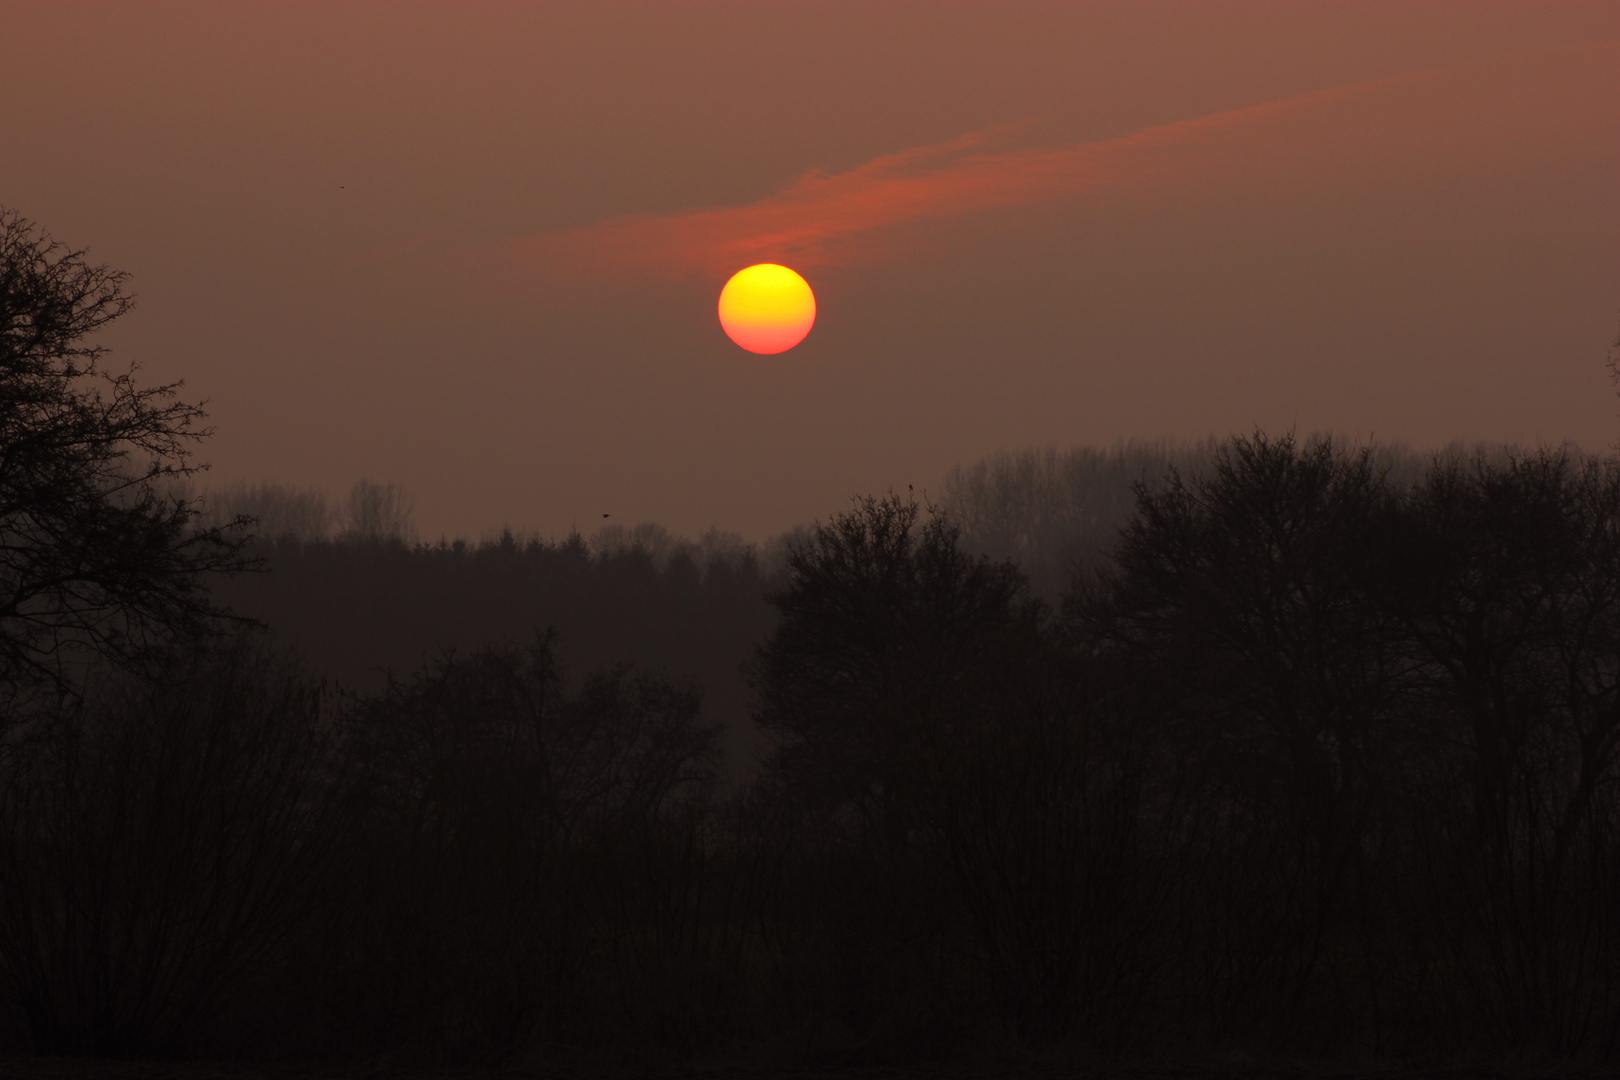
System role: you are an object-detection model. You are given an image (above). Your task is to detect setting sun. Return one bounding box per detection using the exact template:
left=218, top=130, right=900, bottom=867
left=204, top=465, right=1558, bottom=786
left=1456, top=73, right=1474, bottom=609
left=717, top=263, right=816, bottom=354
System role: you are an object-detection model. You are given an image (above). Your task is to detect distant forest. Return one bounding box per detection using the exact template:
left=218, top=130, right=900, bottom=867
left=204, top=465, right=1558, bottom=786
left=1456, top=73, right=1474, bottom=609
left=197, top=438, right=1445, bottom=772
left=192, top=441, right=1232, bottom=772
left=7, top=430, right=1620, bottom=1068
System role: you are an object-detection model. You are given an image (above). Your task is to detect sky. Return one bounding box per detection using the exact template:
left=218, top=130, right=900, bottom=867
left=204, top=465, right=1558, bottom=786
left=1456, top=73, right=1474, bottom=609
left=4, top=2, right=1619, bottom=541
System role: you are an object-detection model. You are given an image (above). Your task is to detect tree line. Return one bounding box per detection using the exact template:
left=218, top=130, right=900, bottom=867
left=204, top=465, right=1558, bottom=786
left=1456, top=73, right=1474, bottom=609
left=3, top=436, right=1619, bottom=1064
left=5, top=206, right=1620, bottom=1067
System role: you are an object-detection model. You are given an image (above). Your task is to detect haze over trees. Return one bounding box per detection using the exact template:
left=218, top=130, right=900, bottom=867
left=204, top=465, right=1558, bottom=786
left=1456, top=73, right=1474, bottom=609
left=4, top=210, right=1620, bottom=1071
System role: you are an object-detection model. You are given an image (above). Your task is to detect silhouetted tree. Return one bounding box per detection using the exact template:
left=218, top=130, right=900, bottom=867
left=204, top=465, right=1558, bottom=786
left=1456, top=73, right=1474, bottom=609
left=746, top=495, right=1164, bottom=1051
left=0, top=208, right=247, bottom=692
left=751, top=493, right=1041, bottom=825
left=1389, top=447, right=1620, bottom=1052
left=0, top=636, right=342, bottom=1057
left=327, top=634, right=724, bottom=1058
left=1077, top=432, right=1411, bottom=1039
left=944, top=438, right=1431, bottom=601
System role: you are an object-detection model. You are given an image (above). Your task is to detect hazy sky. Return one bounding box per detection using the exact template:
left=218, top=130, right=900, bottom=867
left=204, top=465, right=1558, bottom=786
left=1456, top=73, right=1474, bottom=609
left=5, top=2, right=1619, bottom=540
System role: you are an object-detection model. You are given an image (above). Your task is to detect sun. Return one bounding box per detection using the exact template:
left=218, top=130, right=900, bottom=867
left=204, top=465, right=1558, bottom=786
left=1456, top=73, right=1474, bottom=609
left=717, top=264, right=815, bottom=354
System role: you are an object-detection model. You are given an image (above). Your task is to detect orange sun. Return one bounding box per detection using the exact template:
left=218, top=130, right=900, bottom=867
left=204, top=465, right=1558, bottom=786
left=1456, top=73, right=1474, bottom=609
left=717, top=264, right=816, bottom=354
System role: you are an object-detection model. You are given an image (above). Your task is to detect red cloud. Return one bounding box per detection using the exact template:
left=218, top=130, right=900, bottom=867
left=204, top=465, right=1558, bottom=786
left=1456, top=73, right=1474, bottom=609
left=496, top=68, right=1444, bottom=282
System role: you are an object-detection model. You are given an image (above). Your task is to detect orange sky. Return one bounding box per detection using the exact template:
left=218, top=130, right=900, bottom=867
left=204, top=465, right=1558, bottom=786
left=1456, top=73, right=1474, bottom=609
left=503, top=68, right=1458, bottom=279
left=3, top=2, right=1618, bottom=540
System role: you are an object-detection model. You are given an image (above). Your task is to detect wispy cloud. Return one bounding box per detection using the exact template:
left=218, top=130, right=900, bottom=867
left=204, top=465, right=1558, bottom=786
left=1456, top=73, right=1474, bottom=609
left=496, top=68, right=1444, bottom=281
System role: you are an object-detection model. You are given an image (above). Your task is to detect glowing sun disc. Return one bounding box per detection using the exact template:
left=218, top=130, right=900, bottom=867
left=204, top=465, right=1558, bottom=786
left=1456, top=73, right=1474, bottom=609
left=718, top=264, right=816, bottom=354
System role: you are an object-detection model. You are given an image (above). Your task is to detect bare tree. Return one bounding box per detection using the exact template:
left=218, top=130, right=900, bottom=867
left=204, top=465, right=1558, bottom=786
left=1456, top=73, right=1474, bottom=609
left=338, top=478, right=415, bottom=544
left=0, top=208, right=248, bottom=691
left=200, top=481, right=332, bottom=543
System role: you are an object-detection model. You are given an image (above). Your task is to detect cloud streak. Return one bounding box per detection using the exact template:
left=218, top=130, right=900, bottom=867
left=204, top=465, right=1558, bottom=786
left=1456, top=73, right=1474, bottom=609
left=498, top=68, right=1444, bottom=281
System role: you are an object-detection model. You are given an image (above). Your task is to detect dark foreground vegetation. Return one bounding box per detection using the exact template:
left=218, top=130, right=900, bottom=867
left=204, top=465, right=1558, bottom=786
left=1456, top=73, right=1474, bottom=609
left=4, top=434, right=1620, bottom=1069
left=203, top=524, right=780, bottom=777
left=7, top=207, right=1620, bottom=1072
